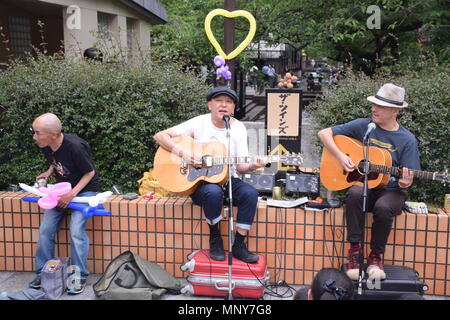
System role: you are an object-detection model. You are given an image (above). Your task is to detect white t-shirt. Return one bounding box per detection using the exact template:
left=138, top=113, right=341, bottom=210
left=172, top=114, right=249, bottom=176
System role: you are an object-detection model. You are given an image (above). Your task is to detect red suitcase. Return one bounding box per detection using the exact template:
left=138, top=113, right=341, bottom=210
left=180, top=249, right=269, bottom=299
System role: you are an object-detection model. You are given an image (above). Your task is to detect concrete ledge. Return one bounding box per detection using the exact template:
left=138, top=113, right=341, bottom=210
left=0, top=192, right=449, bottom=296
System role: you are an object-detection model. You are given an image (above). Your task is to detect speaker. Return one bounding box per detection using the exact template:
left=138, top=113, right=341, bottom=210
left=285, top=173, right=320, bottom=195
left=242, top=173, right=275, bottom=193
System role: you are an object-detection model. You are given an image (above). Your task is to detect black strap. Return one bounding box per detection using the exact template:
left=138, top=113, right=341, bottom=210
left=374, top=94, right=404, bottom=106
left=322, top=279, right=348, bottom=300
left=166, top=289, right=182, bottom=295
left=114, top=264, right=138, bottom=289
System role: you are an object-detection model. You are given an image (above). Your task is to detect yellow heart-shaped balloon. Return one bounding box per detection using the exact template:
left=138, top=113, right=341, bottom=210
left=204, top=9, right=257, bottom=60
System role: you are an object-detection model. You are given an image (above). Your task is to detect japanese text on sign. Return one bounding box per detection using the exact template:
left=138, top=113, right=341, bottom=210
left=267, top=92, right=300, bottom=137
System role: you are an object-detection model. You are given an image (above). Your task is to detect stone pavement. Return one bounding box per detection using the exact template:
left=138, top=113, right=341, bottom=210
left=1, top=271, right=447, bottom=300
left=0, top=271, right=302, bottom=300
left=0, top=271, right=450, bottom=303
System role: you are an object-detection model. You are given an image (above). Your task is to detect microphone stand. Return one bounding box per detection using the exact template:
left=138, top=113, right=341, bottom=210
left=357, top=132, right=371, bottom=297
left=223, top=116, right=235, bottom=300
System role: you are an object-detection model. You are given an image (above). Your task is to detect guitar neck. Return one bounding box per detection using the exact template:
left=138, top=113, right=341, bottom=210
left=213, top=155, right=302, bottom=165
left=369, top=164, right=438, bottom=181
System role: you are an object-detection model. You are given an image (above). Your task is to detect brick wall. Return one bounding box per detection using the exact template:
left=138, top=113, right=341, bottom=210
left=0, top=192, right=449, bottom=296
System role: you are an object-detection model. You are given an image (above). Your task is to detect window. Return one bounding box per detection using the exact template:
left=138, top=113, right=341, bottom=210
left=97, top=12, right=111, bottom=39
left=126, top=18, right=138, bottom=59
left=9, top=16, right=32, bottom=58
left=127, top=18, right=137, bottom=48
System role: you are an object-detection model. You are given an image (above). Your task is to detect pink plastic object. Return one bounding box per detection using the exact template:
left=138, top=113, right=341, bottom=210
left=143, top=192, right=155, bottom=200
left=37, top=182, right=72, bottom=209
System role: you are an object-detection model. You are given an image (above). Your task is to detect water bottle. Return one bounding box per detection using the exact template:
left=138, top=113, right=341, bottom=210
left=112, top=185, right=123, bottom=195
left=37, top=178, right=47, bottom=188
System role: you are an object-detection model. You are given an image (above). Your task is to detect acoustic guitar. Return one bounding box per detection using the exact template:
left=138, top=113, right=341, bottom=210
left=320, top=135, right=449, bottom=191
left=153, top=135, right=304, bottom=195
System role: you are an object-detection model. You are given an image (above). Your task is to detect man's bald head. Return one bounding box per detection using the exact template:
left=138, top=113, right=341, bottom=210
left=33, top=113, right=62, bottom=134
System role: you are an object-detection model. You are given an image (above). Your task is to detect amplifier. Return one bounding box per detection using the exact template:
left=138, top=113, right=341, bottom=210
left=285, top=173, right=320, bottom=195
left=242, top=173, right=275, bottom=194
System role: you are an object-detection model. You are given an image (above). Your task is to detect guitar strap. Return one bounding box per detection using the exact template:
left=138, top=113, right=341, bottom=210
left=221, top=182, right=230, bottom=206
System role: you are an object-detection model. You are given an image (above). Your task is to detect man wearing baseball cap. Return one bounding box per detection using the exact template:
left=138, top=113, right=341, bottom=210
left=154, top=86, right=264, bottom=263
left=317, top=83, right=421, bottom=281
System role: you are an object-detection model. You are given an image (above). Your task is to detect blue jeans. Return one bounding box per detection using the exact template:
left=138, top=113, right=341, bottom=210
left=190, top=177, right=259, bottom=230
left=34, top=191, right=95, bottom=279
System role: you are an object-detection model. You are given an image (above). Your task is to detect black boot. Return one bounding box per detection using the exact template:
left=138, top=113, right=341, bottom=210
left=209, top=223, right=225, bottom=261
left=209, top=236, right=225, bottom=261
left=232, top=232, right=259, bottom=263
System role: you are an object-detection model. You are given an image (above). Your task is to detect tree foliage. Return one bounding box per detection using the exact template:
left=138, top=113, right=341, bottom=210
left=243, top=0, right=449, bottom=74
left=151, top=0, right=227, bottom=70
left=152, top=0, right=449, bottom=74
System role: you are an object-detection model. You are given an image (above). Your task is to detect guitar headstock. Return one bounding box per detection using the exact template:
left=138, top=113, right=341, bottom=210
left=436, top=170, right=450, bottom=185
left=281, top=153, right=304, bottom=166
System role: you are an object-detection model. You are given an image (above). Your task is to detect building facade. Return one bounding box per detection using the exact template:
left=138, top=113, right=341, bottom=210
left=0, top=0, right=167, bottom=62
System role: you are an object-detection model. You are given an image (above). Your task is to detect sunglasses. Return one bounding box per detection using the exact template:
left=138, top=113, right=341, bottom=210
left=29, top=127, right=44, bottom=136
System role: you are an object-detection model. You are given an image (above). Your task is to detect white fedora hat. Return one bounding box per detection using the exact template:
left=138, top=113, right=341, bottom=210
left=367, top=83, right=408, bottom=108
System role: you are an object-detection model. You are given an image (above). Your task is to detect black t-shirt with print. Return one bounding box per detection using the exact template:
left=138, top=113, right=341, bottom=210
left=41, top=133, right=100, bottom=193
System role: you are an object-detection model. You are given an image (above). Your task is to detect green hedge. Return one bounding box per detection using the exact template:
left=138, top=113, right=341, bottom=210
left=307, top=61, right=450, bottom=205
left=0, top=53, right=209, bottom=192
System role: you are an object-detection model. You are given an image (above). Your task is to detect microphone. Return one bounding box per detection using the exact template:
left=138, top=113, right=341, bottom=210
left=363, top=122, right=376, bottom=142
left=223, top=115, right=230, bottom=129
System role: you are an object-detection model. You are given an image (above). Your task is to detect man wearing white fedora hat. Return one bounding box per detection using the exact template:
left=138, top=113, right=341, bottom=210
left=318, top=83, right=421, bottom=281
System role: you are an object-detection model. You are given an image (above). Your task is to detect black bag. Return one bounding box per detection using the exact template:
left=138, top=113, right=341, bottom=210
left=343, top=264, right=428, bottom=300
left=93, top=250, right=181, bottom=300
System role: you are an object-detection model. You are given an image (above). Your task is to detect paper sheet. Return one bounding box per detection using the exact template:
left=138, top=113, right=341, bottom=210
left=266, top=197, right=309, bottom=208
